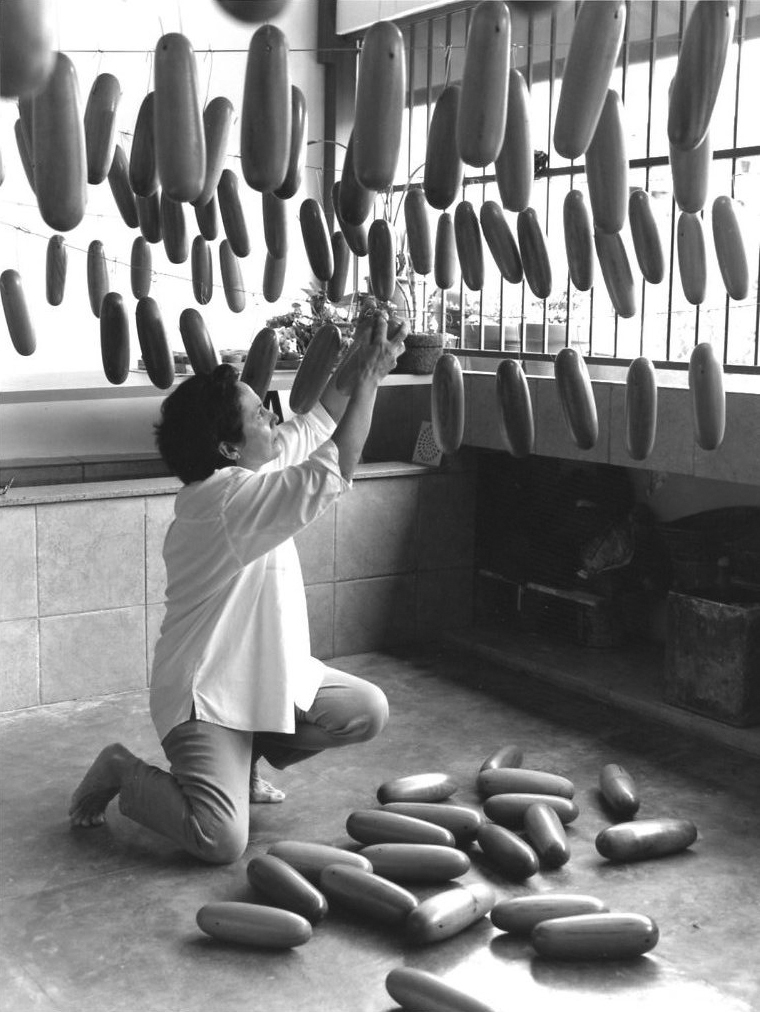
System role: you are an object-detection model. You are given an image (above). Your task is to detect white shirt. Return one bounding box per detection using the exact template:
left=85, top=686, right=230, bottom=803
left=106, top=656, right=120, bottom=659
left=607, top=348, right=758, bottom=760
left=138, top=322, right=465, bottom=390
left=149, top=402, right=350, bottom=742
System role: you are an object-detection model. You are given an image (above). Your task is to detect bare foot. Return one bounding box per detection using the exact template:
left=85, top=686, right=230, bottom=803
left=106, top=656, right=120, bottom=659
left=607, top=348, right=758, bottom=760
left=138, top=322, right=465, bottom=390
left=69, top=744, right=134, bottom=828
left=249, top=775, right=286, bottom=804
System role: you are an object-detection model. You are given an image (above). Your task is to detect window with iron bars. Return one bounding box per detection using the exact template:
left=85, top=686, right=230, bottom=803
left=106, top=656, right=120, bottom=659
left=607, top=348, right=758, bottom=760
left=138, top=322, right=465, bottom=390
left=338, top=0, right=760, bottom=376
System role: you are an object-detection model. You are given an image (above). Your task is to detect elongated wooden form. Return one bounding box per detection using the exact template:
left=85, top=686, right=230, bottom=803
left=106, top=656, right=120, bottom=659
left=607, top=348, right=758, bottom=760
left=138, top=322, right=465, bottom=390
left=524, top=802, right=570, bottom=867
left=432, top=352, right=465, bottom=455
left=217, top=169, right=250, bottom=257
left=195, top=195, right=219, bottom=241
left=668, top=1, right=735, bottom=151
left=599, top=762, right=640, bottom=818
left=219, top=240, right=246, bottom=313
left=339, top=131, right=376, bottom=228
left=319, top=864, right=418, bottom=924
left=129, top=92, right=158, bottom=198
left=406, top=883, right=496, bottom=945
left=480, top=744, right=523, bottom=771
left=191, top=236, right=213, bottom=305
left=477, top=768, right=574, bottom=799
left=517, top=207, right=551, bottom=298
left=625, top=356, right=657, bottom=461
left=130, top=236, right=152, bottom=299
left=495, top=67, right=531, bottom=212
left=1, top=269, right=36, bottom=355
left=84, top=72, right=121, bottom=185
left=347, top=810, right=456, bottom=848
left=289, top=322, right=342, bottom=414
left=361, top=842, right=471, bottom=883
left=263, top=190, right=288, bottom=259
left=454, top=201, right=484, bottom=291
left=267, top=840, right=372, bottom=884
left=689, top=342, right=725, bottom=451
left=327, top=232, right=350, bottom=304
left=480, top=202, right=523, bottom=284
left=99, top=292, right=130, bottom=385
left=554, top=346, right=598, bottom=449
left=0, top=0, right=55, bottom=98
left=484, top=792, right=579, bottom=827
left=135, top=296, right=174, bottom=389
left=240, top=326, right=278, bottom=397
left=380, top=803, right=483, bottom=847
left=241, top=24, right=291, bottom=191
left=194, top=96, right=234, bottom=208
left=386, top=967, right=497, bottom=1012
left=160, top=193, right=189, bottom=265
left=712, top=195, right=749, bottom=300
left=196, top=902, right=311, bottom=948
left=476, top=822, right=539, bottom=880
left=457, top=0, right=511, bottom=168
left=300, top=198, right=333, bottom=282
left=563, top=190, right=594, bottom=291
left=246, top=853, right=328, bottom=924
left=353, top=20, right=405, bottom=190
left=532, top=912, right=659, bottom=959
left=629, top=190, right=664, bottom=284
left=492, top=894, right=607, bottom=935
left=404, top=187, right=433, bottom=276
left=670, top=119, right=712, bottom=214
left=45, top=234, right=67, bottom=306
left=424, top=84, right=463, bottom=211
left=262, top=252, right=286, bottom=304
left=554, top=1, right=626, bottom=159
left=108, top=144, right=138, bottom=229
left=677, top=212, right=707, bottom=305
left=495, top=359, right=534, bottom=458
left=594, top=230, right=636, bottom=318
left=368, top=218, right=396, bottom=302
left=377, top=772, right=457, bottom=805
left=136, top=192, right=162, bottom=244
left=434, top=212, right=457, bottom=290
left=86, top=240, right=109, bottom=318
left=274, top=86, right=307, bottom=200
left=179, top=308, right=218, bottom=376
left=596, top=817, right=698, bottom=862
left=585, top=89, right=627, bottom=234
left=32, top=52, right=87, bottom=231
left=331, top=181, right=369, bottom=258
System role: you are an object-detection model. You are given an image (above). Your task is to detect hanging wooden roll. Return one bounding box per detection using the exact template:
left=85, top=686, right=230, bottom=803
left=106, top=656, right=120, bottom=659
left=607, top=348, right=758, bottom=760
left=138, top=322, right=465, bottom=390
left=194, top=95, right=234, bottom=208
left=32, top=52, right=87, bottom=231
left=300, top=198, right=333, bottom=283
left=0, top=269, right=36, bottom=355
left=454, top=201, right=484, bottom=291
left=593, top=229, right=636, bottom=318
left=274, top=85, right=307, bottom=201
left=86, top=240, right=109, bottom=318
left=108, top=144, right=139, bottom=229
left=554, top=347, right=598, bottom=450
left=217, top=168, right=251, bottom=257
left=241, top=24, right=291, bottom=192
left=84, top=72, right=121, bottom=185
left=263, top=190, right=288, bottom=259
left=338, top=131, right=376, bottom=228
left=135, top=296, right=174, bottom=389
left=712, top=195, right=749, bottom=301
left=423, top=84, right=463, bottom=212
left=563, top=190, right=594, bottom=292
left=241, top=327, right=279, bottom=398
left=353, top=20, right=405, bottom=191
left=431, top=352, right=465, bottom=455
left=219, top=239, right=246, bottom=313
left=129, top=91, right=158, bottom=198
left=668, top=1, right=735, bottom=152
left=495, top=67, right=532, bottom=213
left=495, top=359, right=534, bottom=458
left=289, top=322, right=342, bottom=414
left=45, top=234, right=67, bottom=306
left=367, top=219, right=396, bottom=303
left=136, top=191, right=162, bottom=244
left=327, top=232, right=350, bottom=304
left=670, top=108, right=711, bottom=215
left=517, top=207, right=552, bottom=299
left=553, top=0, right=626, bottom=160
left=99, top=292, right=130, bottom=385
left=14, top=119, right=36, bottom=193
left=130, top=236, right=152, bottom=299
left=0, top=0, right=55, bottom=99
left=154, top=33, right=205, bottom=202
left=191, top=236, right=213, bottom=305
left=676, top=212, right=707, bottom=306
left=456, top=0, right=510, bottom=168
left=625, top=356, right=657, bottom=461
left=689, top=342, right=725, bottom=451
left=194, top=194, right=219, bottom=242
left=628, top=190, right=664, bottom=285
left=480, top=201, right=523, bottom=284
left=585, top=89, right=628, bottom=235
left=434, top=212, right=457, bottom=291
left=160, top=193, right=189, bottom=265
left=331, top=181, right=369, bottom=258
left=263, top=252, right=287, bottom=304
left=404, top=187, right=432, bottom=277
left=179, top=307, right=218, bottom=376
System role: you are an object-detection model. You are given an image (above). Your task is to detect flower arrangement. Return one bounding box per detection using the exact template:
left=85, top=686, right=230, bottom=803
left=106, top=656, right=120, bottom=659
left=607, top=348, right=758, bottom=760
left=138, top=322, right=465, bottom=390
left=266, top=288, right=371, bottom=360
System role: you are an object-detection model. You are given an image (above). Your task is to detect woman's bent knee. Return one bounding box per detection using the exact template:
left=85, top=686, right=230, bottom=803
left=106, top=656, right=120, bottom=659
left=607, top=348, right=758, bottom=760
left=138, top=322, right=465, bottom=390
left=349, top=683, right=389, bottom=743
left=189, top=814, right=248, bottom=865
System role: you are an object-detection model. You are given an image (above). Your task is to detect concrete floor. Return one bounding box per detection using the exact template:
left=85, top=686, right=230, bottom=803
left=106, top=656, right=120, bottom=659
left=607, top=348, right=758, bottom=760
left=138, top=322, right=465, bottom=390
left=1, top=646, right=759, bottom=1012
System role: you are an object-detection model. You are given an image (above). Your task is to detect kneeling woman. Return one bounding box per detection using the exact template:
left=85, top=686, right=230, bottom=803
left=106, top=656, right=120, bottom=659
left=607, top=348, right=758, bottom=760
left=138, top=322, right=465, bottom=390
left=69, top=311, right=406, bottom=864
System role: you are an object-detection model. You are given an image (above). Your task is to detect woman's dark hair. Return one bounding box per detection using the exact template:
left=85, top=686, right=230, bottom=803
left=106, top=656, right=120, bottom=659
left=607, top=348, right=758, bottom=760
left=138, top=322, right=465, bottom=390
left=154, top=364, right=244, bottom=484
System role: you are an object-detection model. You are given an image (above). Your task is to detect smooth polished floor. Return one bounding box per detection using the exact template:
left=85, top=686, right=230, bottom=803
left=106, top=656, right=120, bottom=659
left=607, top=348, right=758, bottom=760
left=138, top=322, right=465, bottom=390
left=1, top=646, right=759, bottom=1012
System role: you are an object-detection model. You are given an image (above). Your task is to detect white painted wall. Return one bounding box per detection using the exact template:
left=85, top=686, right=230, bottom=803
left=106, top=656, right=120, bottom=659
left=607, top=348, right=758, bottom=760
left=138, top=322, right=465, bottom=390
left=335, top=0, right=446, bottom=35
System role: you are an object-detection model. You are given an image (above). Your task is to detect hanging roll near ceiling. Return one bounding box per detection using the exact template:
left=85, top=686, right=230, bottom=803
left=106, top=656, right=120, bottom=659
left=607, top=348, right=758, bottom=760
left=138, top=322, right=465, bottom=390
left=241, top=24, right=291, bottom=192
left=404, top=187, right=433, bottom=277
left=584, top=89, right=628, bottom=235
left=160, top=193, right=189, bottom=265
left=327, top=232, right=350, bottom=304
left=129, top=91, right=158, bottom=198
left=191, top=236, right=213, bottom=305
left=84, top=72, right=121, bottom=185
left=219, top=239, right=246, bottom=313
left=130, top=237, right=152, bottom=300
left=0, top=0, right=55, bottom=99
left=456, top=0, right=510, bottom=168
left=217, top=169, right=251, bottom=258
left=274, top=86, right=307, bottom=201
left=300, top=198, right=334, bottom=283
left=262, top=190, right=288, bottom=260
left=179, top=308, right=219, bottom=377
left=423, top=84, right=463, bottom=212
left=495, top=67, right=532, bottom=213
left=136, top=190, right=162, bottom=244
left=108, top=145, right=139, bottom=229
left=331, top=181, right=369, bottom=258
left=86, top=240, right=109, bottom=318
left=194, top=194, right=220, bottom=242
left=339, top=131, right=376, bottom=228
left=45, top=234, right=67, bottom=307
left=194, top=96, right=234, bottom=209
left=353, top=19, right=406, bottom=191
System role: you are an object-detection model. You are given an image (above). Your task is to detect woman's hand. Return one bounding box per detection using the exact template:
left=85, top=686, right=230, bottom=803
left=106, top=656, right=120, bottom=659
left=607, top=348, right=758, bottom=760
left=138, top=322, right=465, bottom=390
left=357, top=311, right=408, bottom=386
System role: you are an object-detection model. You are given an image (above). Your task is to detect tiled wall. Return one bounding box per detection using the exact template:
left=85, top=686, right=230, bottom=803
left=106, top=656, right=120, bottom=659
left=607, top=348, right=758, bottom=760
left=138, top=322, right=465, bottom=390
left=0, top=464, right=475, bottom=713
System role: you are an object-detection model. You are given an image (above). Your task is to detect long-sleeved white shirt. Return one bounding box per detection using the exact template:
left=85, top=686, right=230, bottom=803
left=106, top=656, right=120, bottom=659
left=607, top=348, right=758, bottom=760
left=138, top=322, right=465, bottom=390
left=149, top=402, right=350, bottom=743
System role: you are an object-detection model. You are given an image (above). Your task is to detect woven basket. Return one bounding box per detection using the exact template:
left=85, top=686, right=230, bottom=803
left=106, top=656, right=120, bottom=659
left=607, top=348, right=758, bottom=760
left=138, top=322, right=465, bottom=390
left=394, top=332, right=443, bottom=375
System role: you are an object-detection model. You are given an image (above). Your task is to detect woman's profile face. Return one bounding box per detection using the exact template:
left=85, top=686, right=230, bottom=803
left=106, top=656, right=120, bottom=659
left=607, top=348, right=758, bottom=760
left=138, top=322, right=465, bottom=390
left=234, top=381, right=281, bottom=471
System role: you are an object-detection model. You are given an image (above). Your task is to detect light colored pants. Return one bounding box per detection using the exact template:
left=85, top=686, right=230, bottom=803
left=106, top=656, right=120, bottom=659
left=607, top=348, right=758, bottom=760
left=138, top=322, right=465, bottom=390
left=118, top=667, right=388, bottom=864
